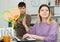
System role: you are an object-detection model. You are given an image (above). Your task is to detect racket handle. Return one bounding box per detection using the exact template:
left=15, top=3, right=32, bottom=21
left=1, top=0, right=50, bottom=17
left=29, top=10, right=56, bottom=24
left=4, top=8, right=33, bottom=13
left=12, top=24, right=14, bottom=28
left=12, top=19, right=16, bottom=28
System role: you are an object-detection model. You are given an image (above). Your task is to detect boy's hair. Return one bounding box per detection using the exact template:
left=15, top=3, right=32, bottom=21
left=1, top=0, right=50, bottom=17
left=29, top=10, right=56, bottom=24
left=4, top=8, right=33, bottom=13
left=18, top=2, right=26, bottom=8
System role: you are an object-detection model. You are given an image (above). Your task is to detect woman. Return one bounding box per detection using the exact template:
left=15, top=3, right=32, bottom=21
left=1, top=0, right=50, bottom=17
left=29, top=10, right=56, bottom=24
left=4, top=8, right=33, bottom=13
left=23, top=4, right=58, bottom=42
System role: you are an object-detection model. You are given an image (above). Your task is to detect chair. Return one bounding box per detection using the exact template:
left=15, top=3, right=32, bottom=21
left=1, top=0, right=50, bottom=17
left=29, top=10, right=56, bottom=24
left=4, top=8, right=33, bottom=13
left=0, top=27, right=15, bottom=37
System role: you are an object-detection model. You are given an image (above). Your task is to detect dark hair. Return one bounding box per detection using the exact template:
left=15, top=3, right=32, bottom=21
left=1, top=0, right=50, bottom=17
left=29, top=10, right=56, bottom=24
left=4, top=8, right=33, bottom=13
left=38, top=4, right=50, bottom=14
left=18, top=2, right=26, bottom=8
left=38, top=4, right=50, bottom=21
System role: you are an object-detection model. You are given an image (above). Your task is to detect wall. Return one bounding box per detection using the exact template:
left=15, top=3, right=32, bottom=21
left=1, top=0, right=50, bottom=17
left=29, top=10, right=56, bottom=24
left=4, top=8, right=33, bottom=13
left=0, top=0, right=23, bottom=28
left=0, top=0, right=60, bottom=27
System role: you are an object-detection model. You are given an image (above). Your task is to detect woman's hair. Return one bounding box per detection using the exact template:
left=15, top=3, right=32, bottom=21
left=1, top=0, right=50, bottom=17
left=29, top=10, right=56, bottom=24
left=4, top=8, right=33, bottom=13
left=38, top=4, right=55, bottom=24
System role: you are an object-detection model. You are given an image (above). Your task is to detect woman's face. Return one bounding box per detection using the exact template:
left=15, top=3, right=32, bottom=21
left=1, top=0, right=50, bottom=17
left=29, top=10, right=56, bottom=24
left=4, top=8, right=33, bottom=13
left=39, top=6, right=49, bottom=18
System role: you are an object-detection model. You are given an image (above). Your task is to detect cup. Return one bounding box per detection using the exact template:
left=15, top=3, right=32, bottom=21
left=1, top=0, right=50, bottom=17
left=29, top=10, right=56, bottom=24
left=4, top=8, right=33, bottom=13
left=3, top=35, right=11, bottom=42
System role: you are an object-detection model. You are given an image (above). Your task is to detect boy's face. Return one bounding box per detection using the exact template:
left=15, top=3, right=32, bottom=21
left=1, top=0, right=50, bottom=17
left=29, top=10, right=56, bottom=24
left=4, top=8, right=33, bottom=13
left=18, top=6, right=26, bottom=15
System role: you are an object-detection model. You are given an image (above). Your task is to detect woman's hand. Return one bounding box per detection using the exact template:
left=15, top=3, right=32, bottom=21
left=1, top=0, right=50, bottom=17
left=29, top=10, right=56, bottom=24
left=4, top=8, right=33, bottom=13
left=22, top=34, right=32, bottom=39
left=23, top=34, right=36, bottom=39
left=23, top=34, right=44, bottom=40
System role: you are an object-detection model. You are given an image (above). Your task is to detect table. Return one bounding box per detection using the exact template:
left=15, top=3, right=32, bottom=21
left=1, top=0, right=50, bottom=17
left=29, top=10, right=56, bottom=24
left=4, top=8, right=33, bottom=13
left=12, top=38, right=37, bottom=42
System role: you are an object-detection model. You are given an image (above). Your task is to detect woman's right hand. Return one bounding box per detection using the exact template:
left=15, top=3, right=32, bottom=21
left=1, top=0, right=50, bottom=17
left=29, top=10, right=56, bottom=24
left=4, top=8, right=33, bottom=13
left=22, top=34, right=31, bottom=39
